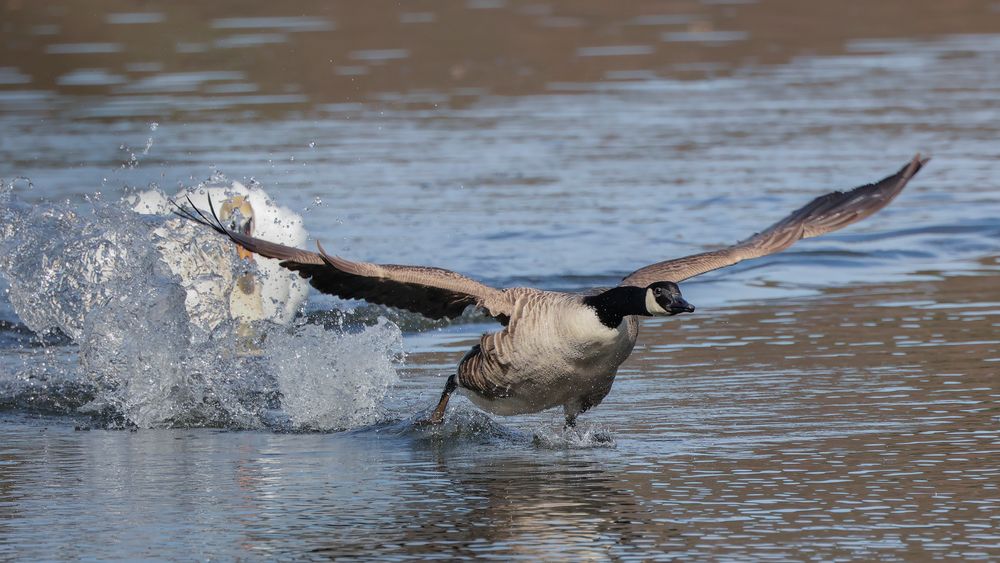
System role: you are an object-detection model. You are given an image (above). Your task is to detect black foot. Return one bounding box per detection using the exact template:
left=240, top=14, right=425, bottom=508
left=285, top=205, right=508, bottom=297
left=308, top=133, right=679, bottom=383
left=415, top=415, right=445, bottom=427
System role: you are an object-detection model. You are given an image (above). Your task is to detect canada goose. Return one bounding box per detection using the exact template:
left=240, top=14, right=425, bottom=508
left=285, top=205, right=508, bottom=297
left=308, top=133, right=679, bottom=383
left=175, top=156, right=926, bottom=426
left=133, top=183, right=309, bottom=334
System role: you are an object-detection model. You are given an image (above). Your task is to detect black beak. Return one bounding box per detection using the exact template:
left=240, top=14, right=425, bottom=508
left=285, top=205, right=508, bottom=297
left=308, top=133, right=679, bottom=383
left=670, top=296, right=695, bottom=315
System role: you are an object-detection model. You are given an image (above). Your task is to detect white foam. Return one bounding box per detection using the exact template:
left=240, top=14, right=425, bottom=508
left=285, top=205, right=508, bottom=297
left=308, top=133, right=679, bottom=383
left=269, top=318, right=403, bottom=431
left=531, top=423, right=617, bottom=449
left=0, top=180, right=403, bottom=430
left=130, top=179, right=310, bottom=329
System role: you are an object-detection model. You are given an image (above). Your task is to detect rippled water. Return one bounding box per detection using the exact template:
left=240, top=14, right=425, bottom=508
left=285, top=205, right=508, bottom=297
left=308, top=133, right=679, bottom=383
left=1, top=1, right=999, bottom=560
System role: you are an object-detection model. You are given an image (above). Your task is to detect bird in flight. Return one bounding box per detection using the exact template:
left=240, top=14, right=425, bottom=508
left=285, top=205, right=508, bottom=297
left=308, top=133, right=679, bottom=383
left=175, top=156, right=926, bottom=427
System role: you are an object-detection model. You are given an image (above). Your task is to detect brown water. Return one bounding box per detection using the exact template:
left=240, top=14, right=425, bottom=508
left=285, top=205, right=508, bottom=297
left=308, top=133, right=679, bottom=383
left=1, top=1, right=999, bottom=560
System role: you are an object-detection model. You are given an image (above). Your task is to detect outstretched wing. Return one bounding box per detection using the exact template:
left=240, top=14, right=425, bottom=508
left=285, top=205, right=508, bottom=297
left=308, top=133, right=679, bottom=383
left=173, top=198, right=510, bottom=321
left=620, top=155, right=928, bottom=286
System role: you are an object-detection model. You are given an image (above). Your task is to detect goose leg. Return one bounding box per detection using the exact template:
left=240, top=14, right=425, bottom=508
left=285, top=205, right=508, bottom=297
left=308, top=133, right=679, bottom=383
left=564, top=414, right=577, bottom=429
left=427, top=374, right=457, bottom=425
left=564, top=402, right=581, bottom=429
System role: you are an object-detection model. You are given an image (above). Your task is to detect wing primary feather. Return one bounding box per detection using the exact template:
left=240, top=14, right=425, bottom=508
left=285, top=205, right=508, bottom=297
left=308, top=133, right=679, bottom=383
left=170, top=196, right=215, bottom=232
left=173, top=195, right=512, bottom=321
left=170, top=195, right=228, bottom=239
left=174, top=195, right=326, bottom=265
left=620, top=154, right=928, bottom=286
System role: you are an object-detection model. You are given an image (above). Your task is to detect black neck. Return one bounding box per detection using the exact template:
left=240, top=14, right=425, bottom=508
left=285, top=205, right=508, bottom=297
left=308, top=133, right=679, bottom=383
left=583, top=286, right=649, bottom=328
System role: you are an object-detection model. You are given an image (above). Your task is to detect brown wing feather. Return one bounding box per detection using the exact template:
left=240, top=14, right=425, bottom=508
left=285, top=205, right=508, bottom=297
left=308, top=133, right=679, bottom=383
left=621, top=155, right=928, bottom=286
left=172, top=197, right=509, bottom=320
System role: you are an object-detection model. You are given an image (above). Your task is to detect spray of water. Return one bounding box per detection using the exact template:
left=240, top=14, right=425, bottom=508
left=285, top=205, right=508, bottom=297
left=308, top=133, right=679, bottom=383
left=0, top=179, right=403, bottom=430
left=269, top=319, right=403, bottom=430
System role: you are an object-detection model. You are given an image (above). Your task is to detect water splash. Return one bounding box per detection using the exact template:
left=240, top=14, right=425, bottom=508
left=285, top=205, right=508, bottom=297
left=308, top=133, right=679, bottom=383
left=0, top=187, right=158, bottom=341
left=269, top=319, right=402, bottom=430
left=127, top=176, right=310, bottom=331
left=395, top=402, right=526, bottom=446
left=0, top=180, right=403, bottom=430
left=532, top=423, right=616, bottom=449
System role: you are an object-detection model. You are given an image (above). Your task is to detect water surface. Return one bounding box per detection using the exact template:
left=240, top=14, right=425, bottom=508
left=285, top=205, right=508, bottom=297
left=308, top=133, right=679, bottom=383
left=1, top=1, right=999, bottom=560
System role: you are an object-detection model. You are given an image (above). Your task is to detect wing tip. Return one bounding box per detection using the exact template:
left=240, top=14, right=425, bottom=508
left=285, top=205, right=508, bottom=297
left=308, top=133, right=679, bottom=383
left=171, top=193, right=232, bottom=239
left=904, top=152, right=930, bottom=180
left=884, top=152, right=929, bottom=198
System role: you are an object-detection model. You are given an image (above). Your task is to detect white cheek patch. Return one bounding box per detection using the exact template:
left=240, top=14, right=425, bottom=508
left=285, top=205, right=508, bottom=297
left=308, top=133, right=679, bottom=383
left=645, top=289, right=669, bottom=316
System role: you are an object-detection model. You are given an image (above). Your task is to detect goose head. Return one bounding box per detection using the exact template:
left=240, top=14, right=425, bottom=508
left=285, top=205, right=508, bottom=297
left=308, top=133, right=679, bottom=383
left=219, top=195, right=255, bottom=261
left=584, top=282, right=695, bottom=328
left=644, top=281, right=695, bottom=316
